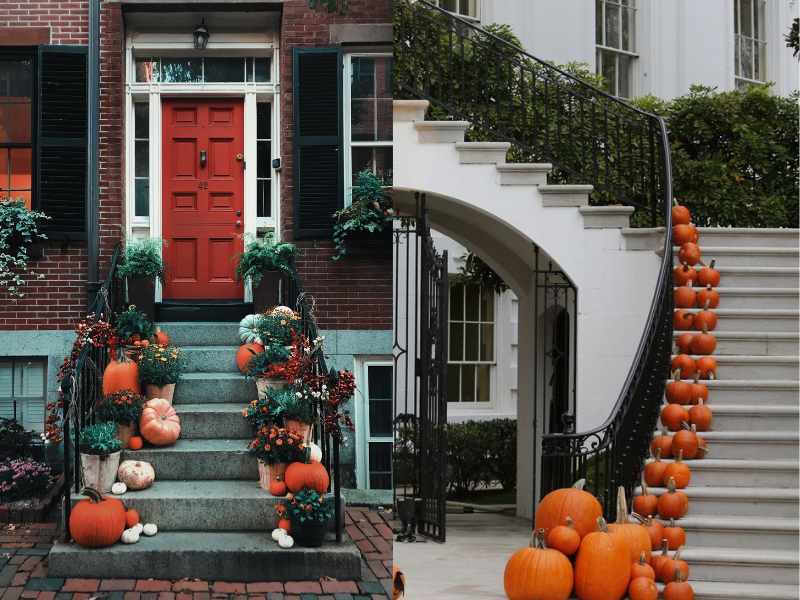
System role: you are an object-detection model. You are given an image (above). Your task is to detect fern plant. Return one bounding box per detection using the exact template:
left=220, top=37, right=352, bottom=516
left=79, top=422, right=122, bottom=456
left=235, top=233, right=297, bottom=285
left=331, top=170, right=392, bottom=260
left=0, top=199, right=49, bottom=299
left=117, top=237, right=164, bottom=281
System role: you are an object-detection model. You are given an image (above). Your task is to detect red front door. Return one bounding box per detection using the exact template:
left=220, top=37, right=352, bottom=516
left=162, top=98, right=245, bottom=300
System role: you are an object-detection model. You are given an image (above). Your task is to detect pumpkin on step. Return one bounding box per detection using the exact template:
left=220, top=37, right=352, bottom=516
left=574, top=517, right=631, bottom=600
left=238, top=314, right=262, bottom=344
left=663, top=519, right=686, bottom=550
left=128, top=436, right=144, bottom=451
left=690, top=329, right=716, bottom=355
left=139, top=398, right=181, bottom=446
left=693, top=307, right=718, bottom=332
left=673, top=309, right=695, bottom=331
left=689, top=378, right=708, bottom=405
left=628, top=576, right=658, bottom=600
left=671, top=202, right=691, bottom=226
left=632, top=478, right=659, bottom=518
left=644, top=449, right=668, bottom=487
left=69, top=487, right=126, bottom=548
left=117, top=460, right=156, bottom=490
left=672, top=264, right=697, bottom=287
left=672, top=224, right=696, bottom=246
left=125, top=508, right=140, bottom=528
left=631, top=551, right=655, bottom=580
left=102, top=351, right=141, bottom=396
left=236, top=342, right=265, bottom=374
left=651, top=540, right=671, bottom=577
left=695, top=284, right=719, bottom=309
left=695, top=356, right=717, bottom=380
left=503, top=529, right=573, bottom=600
left=662, top=449, right=691, bottom=489
left=284, top=461, right=330, bottom=494
left=675, top=333, right=694, bottom=354
left=632, top=514, right=664, bottom=551
left=152, top=327, right=170, bottom=346
left=672, top=423, right=699, bottom=459
left=670, top=354, right=696, bottom=380
left=678, top=242, right=701, bottom=266
left=663, top=569, right=694, bottom=600
left=673, top=285, right=696, bottom=309
left=534, top=478, right=603, bottom=539
left=659, top=549, right=689, bottom=583
left=689, top=398, right=712, bottom=431
left=661, top=403, right=689, bottom=432
left=657, top=478, right=688, bottom=520
left=697, top=259, right=720, bottom=287
left=608, top=487, right=652, bottom=564
left=650, top=431, right=673, bottom=459
left=665, top=372, right=692, bottom=405
left=545, top=516, right=581, bottom=557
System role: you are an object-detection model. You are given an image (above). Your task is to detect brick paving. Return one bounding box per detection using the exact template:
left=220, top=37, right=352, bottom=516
left=0, top=508, right=393, bottom=600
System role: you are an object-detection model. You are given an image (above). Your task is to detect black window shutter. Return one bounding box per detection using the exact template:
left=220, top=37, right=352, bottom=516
left=36, top=45, right=88, bottom=240
left=293, top=48, right=342, bottom=239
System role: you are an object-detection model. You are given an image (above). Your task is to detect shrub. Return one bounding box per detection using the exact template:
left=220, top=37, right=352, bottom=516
left=96, top=390, right=145, bottom=425
left=117, top=237, right=164, bottom=281
left=331, top=170, right=392, bottom=260
left=0, top=458, right=52, bottom=502
left=287, top=487, right=334, bottom=524
left=0, top=418, right=37, bottom=460
left=79, top=422, right=122, bottom=456
left=235, top=233, right=297, bottom=285
left=114, top=305, right=155, bottom=344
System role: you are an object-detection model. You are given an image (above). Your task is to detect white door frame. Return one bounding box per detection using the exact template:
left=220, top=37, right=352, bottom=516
left=354, top=358, right=393, bottom=490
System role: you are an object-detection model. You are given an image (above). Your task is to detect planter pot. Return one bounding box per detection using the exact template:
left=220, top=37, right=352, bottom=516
left=145, top=383, right=175, bottom=403
left=252, top=271, right=291, bottom=314
left=116, top=423, right=136, bottom=449
left=80, top=451, right=122, bottom=493
left=284, top=419, right=312, bottom=443
left=342, top=224, right=393, bottom=259
left=291, top=519, right=328, bottom=547
left=256, top=377, right=287, bottom=397
left=126, top=276, right=156, bottom=321
left=122, top=346, right=140, bottom=361
left=258, top=461, right=287, bottom=492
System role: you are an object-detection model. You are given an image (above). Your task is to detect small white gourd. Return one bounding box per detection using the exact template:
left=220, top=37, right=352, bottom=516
left=271, top=528, right=286, bottom=541
left=278, top=534, right=294, bottom=548
left=142, top=523, right=158, bottom=536
left=131, top=523, right=144, bottom=535
left=111, top=482, right=127, bottom=495
left=307, top=442, right=323, bottom=463
left=121, top=528, right=140, bottom=544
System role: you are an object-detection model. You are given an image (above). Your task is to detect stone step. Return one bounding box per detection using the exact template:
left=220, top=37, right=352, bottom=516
left=670, top=354, right=799, bottom=380
left=49, top=531, right=361, bottom=582
left=656, top=430, right=799, bottom=461
left=70, top=481, right=337, bottom=531
left=665, top=515, right=798, bottom=551
left=414, top=120, right=469, bottom=144
left=181, top=345, right=239, bottom=373
left=157, top=322, right=241, bottom=347
left=702, top=404, right=798, bottom=431
left=496, top=163, right=551, bottom=185
left=124, top=439, right=256, bottom=480
left=578, top=205, right=634, bottom=229
left=695, top=227, right=799, bottom=248
left=454, top=141, right=510, bottom=164
left=672, top=330, right=799, bottom=356
left=678, top=546, right=798, bottom=586
left=173, top=372, right=255, bottom=404
left=635, top=485, right=799, bottom=518
left=658, top=580, right=800, bottom=600
left=704, top=288, right=799, bottom=310
left=657, top=458, right=798, bottom=488
left=538, top=184, right=592, bottom=207
left=713, top=266, right=799, bottom=288
left=679, top=308, right=798, bottom=332
left=665, top=379, right=799, bottom=405
left=678, top=246, right=799, bottom=268
left=178, top=403, right=251, bottom=439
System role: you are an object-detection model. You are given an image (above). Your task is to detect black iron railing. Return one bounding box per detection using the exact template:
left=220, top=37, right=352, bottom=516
left=395, top=0, right=675, bottom=519
left=395, top=0, right=668, bottom=226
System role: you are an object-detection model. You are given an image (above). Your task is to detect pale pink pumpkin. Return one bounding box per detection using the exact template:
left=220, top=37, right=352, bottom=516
left=117, top=460, right=155, bottom=490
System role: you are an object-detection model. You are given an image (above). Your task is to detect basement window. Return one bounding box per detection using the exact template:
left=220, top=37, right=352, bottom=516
left=0, top=358, right=46, bottom=433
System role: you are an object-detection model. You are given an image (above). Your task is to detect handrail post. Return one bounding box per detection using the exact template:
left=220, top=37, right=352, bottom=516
left=333, top=438, right=342, bottom=543
left=62, top=409, right=71, bottom=542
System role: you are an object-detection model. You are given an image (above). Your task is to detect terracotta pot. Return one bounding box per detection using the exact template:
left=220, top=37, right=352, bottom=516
left=258, top=461, right=287, bottom=492
left=80, top=451, right=121, bottom=493
left=116, top=423, right=135, bottom=449
left=145, top=383, right=175, bottom=403
left=284, top=419, right=312, bottom=443
left=255, top=377, right=287, bottom=397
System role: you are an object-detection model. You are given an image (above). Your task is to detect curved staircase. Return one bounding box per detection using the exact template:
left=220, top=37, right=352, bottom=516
left=639, top=227, right=799, bottom=600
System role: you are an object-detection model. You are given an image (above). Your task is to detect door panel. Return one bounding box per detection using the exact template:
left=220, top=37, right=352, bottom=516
left=162, top=98, right=244, bottom=299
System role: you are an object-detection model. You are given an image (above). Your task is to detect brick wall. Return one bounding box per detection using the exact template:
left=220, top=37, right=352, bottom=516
left=280, top=0, right=393, bottom=331
left=0, top=1, right=90, bottom=330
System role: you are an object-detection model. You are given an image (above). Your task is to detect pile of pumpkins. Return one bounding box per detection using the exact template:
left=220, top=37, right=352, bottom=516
left=504, top=482, right=694, bottom=600
left=69, top=487, right=159, bottom=548
left=267, top=459, right=330, bottom=549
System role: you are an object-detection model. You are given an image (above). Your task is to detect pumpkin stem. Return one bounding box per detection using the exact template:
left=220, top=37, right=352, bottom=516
left=639, top=551, right=648, bottom=566
left=640, top=473, right=649, bottom=497
left=615, top=486, right=629, bottom=524
left=572, top=478, right=587, bottom=490
left=565, top=516, right=575, bottom=529
left=654, top=447, right=662, bottom=461
left=674, top=568, right=686, bottom=583
left=666, top=477, right=677, bottom=493
left=660, top=539, right=669, bottom=556
left=676, top=448, right=684, bottom=463
left=630, top=512, right=647, bottom=525
left=703, top=298, right=711, bottom=310
left=596, top=517, right=609, bottom=533
left=530, top=528, right=547, bottom=549
left=709, top=259, right=716, bottom=270
left=674, top=548, right=683, bottom=560
left=81, top=487, right=104, bottom=503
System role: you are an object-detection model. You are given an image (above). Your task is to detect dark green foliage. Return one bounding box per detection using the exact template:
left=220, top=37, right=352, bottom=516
left=96, top=390, right=144, bottom=425
left=245, top=344, right=291, bottom=379
left=117, top=238, right=164, bottom=281
left=79, top=422, right=122, bottom=456
left=332, top=170, right=392, bottom=260
left=456, top=252, right=508, bottom=294
left=308, top=0, right=347, bottom=14
left=288, top=487, right=334, bottom=524
left=137, top=345, right=186, bottom=387
left=114, top=306, right=155, bottom=343
left=0, top=418, right=37, bottom=460
left=254, top=313, right=297, bottom=349
left=235, top=233, right=297, bottom=285
left=786, top=17, right=799, bottom=58
left=0, top=199, right=49, bottom=298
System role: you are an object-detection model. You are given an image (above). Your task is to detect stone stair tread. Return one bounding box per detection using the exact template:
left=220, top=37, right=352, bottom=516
left=689, top=404, right=799, bottom=414
left=175, top=402, right=245, bottom=415
left=656, top=429, right=799, bottom=440
left=672, top=245, right=799, bottom=254
left=78, top=479, right=271, bottom=501
left=664, top=378, right=798, bottom=388
left=658, top=580, right=800, bottom=600
left=127, top=438, right=250, bottom=456
left=697, top=227, right=799, bottom=235
left=657, top=458, right=797, bottom=469
left=714, top=265, right=799, bottom=274
left=636, top=485, right=799, bottom=501
left=678, top=546, right=799, bottom=565
left=668, top=514, right=798, bottom=531
left=672, top=329, right=799, bottom=338
left=670, top=354, right=799, bottom=363
left=680, top=308, right=798, bottom=316
left=181, top=371, right=244, bottom=382
left=181, top=344, right=240, bottom=351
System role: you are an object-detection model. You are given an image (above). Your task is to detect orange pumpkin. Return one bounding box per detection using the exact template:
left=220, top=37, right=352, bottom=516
left=139, top=398, right=181, bottom=446
left=644, top=449, right=668, bottom=487
left=672, top=424, right=699, bottom=459
left=663, top=449, right=691, bottom=488
left=673, top=309, right=694, bottom=331
left=659, top=549, right=690, bottom=583
left=693, top=308, right=718, bottom=332
left=153, top=327, right=170, bottom=346
left=657, top=478, right=688, bottom=520
left=670, top=354, right=696, bottom=380
left=663, top=569, right=694, bottom=600
left=675, top=333, right=694, bottom=354
left=392, top=565, right=406, bottom=600
left=689, top=379, right=708, bottom=405
left=125, top=508, right=140, bottom=528
left=690, top=330, right=716, bottom=355
left=636, top=515, right=665, bottom=551
left=665, top=373, right=692, bottom=405
left=672, top=224, right=696, bottom=246
left=284, top=461, right=330, bottom=494
left=673, top=285, right=696, bottom=309
left=632, top=478, right=659, bottom=519
left=574, top=517, right=631, bottom=600
left=608, top=487, right=652, bottom=565
left=695, top=356, right=717, bottom=380
left=671, top=203, right=691, bottom=226
left=546, top=516, right=581, bottom=557
left=127, top=436, right=144, bottom=451
left=695, top=284, right=719, bottom=309
left=663, top=519, right=686, bottom=551
left=628, top=576, right=658, bottom=600
left=102, top=352, right=141, bottom=396
left=652, top=540, right=671, bottom=576
left=534, top=479, right=603, bottom=539
left=69, top=487, right=126, bottom=548
left=689, top=398, right=712, bottom=431
left=236, top=342, right=265, bottom=374
left=678, top=243, right=701, bottom=266
left=277, top=517, right=292, bottom=533
left=631, top=551, right=656, bottom=580
left=661, top=403, right=689, bottom=432
left=696, top=434, right=709, bottom=459
left=697, top=259, right=720, bottom=287
left=503, top=529, right=574, bottom=600
left=673, top=264, right=697, bottom=287
left=269, top=478, right=287, bottom=496
left=650, top=431, right=673, bottom=459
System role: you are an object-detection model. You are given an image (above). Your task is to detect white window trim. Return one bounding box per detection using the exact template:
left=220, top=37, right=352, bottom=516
left=354, top=358, right=393, bottom=490
left=433, top=0, right=480, bottom=21
left=124, top=34, right=281, bottom=302
left=343, top=52, right=393, bottom=206
left=733, top=0, right=768, bottom=85
left=596, top=0, right=637, bottom=98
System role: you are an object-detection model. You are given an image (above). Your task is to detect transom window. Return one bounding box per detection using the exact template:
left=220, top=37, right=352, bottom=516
left=448, top=282, right=495, bottom=403
left=596, top=0, right=636, bottom=98
left=734, top=0, right=767, bottom=88
left=0, top=55, right=34, bottom=208
left=135, top=56, right=272, bottom=83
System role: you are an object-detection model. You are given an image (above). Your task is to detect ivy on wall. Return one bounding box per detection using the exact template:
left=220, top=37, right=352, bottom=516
left=309, top=0, right=348, bottom=14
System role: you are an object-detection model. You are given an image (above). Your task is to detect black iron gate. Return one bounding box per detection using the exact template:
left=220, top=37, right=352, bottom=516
left=393, top=195, right=448, bottom=542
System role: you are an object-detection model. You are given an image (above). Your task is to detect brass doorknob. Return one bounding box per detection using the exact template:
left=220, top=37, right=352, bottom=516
left=236, top=220, right=242, bottom=227
left=235, top=153, right=244, bottom=161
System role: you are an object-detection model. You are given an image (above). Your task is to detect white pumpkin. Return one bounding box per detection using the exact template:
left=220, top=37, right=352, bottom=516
left=142, top=523, right=158, bottom=537
left=271, top=528, right=287, bottom=541
left=121, top=528, right=140, bottom=544
left=271, top=305, right=296, bottom=318
left=111, top=482, right=127, bottom=495
left=306, top=442, right=323, bottom=463
left=238, top=314, right=261, bottom=344
left=278, top=534, right=294, bottom=548
left=131, top=523, right=144, bottom=535
left=117, top=460, right=155, bottom=490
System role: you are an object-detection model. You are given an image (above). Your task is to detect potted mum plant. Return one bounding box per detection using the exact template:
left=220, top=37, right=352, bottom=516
left=246, top=309, right=299, bottom=395
left=331, top=170, right=392, bottom=261
left=138, top=344, right=185, bottom=403
left=117, top=238, right=164, bottom=320
left=114, top=306, right=155, bottom=358
left=248, top=425, right=306, bottom=493
left=281, top=385, right=316, bottom=442
left=78, top=421, right=123, bottom=493
left=96, top=390, right=144, bottom=449
left=287, top=487, right=334, bottom=547
left=235, top=234, right=298, bottom=313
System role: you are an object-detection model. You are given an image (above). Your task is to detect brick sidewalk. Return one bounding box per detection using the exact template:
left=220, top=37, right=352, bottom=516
left=0, top=508, right=393, bottom=600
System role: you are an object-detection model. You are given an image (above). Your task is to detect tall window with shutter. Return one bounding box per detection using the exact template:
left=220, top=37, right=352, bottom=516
left=292, top=48, right=343, bottom=239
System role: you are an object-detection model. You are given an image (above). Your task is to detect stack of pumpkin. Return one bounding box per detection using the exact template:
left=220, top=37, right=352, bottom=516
left=504, top=482, right=694, bottom=600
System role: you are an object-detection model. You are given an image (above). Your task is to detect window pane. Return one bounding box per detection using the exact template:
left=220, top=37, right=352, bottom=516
left=621, top=7, right=633, bottom=52
left=447, top=364, right=460, bottom=402
left=369, top=399, right=392, bottom=437
left=368, top=441, right=392, bottom=489
left=6, top=148, right=32, bottom=207
left=480, top=287, right=494, bottom=321
left=741, top=39, right=753, bottom=79
left=257, top=141, right=270, bottom=178
left=601, top=50, right=617, bottom=95
left=254, top=57, right=271, bottom=82
left=450, top=283, right=464, bottom=319
left=135, top=140, right=149, bottom=177
left=376, top=99, right=392, bottom=141
left=476, top=365, right=490, bottom=402
left=449, top=322, right=463, bottom=360
left=480, top=323, right=494, bottom=361
left=351, top=99, right=376, bottom=141
left=0, top=58, right=32, bottom=144
left=0, top=361, right=11, bottom=396
left=464, top=323, right=479, bottom=361
left=756, top=41, right=766, bottom=81
left=135, top=179, right=149, bottom=217
left=135, top=58, right=159, bottom=82
left=755, top=1, right=765, bottom=40
left=257, top=103, right=271, bottom=140
left=740, top=0, right=752, bottom=37
left=134, top=103, right=149, bottom=139
left=204, top=57, right=245, bottom=82
left=160, top=58, right=201, bottom=83
left=618, top=54, right=631, bottom=98
left=257, top=179, right=271, bottom=218
left=596, top=0, right=603, bottom=44
left=14, top=360, right=43, bottom=397
left=734, top=36, right=741, bottom=76
left=461, top=365, right=475, bottom=402
left=605, top=3, right=620, bottom=48
left=351, top=57, right=375, bottom=98
left=465, top=285, right=479, bottom=320
left=351, top=146, right=392, bottom=185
